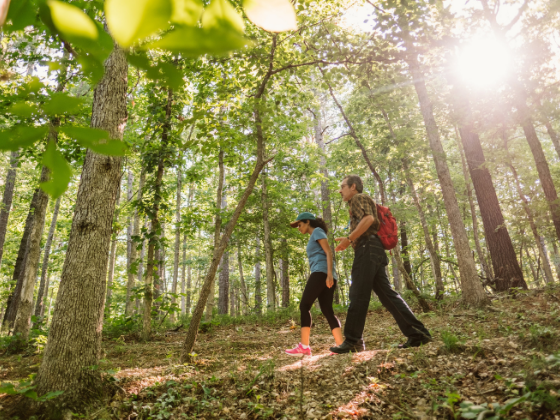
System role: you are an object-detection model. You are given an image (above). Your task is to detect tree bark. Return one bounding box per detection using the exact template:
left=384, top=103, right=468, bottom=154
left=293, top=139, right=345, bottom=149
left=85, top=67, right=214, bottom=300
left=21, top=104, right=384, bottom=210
left=34, top=196, right=61, bottom=321
left=392, top=256, right=402, bottom=292
left=261, top=169, right=275, bottom=310
left=0, top=150, right=19, bottom=269
left=143, top=87, right=173, bottom=340
left=218, top=157, right=229, bottom=315
left=105, top=185, right=121, bottom=316
left=180, top=146, right=271, bottom=361
left=255, top=237, right=262, bottom=315
left=400, top=221, right=413, bottom=279
left=280, top=238, right=289, bottom=307
left=229, top=259, right=235, bottom=317
left=124, top=169, right=135, bottom=315
left=454, top=129, right=491, bottom=279
left=406, top=51, right=488, bottom=306
left=182, top=231, right=188, bottom=315
left=12, top=165, right=51, bottom=340
left=543, top=119, right=560, bottom=161
left=450, top=83, right=526, bottom=291
left=403, top=165, right=444, bottom=299
left=171, top=159, right=182, bottom=321
left=237, top=242, right=249, bottom=314
left=33, top=44, right=127, bottom=410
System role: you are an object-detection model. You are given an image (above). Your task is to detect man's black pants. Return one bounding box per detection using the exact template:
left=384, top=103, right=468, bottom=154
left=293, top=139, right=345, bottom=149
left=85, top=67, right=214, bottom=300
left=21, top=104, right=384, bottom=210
left=344, top=235, right=431, bottom=344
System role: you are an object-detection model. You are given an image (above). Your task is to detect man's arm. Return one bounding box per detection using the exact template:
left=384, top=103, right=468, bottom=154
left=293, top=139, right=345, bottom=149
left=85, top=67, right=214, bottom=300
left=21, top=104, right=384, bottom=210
left=335, top=215, right=374, bottom=251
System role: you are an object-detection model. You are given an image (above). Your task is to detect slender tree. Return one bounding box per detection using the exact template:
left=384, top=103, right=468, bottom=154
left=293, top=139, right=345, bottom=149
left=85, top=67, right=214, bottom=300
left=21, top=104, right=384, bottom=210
left=0, top=150, right=18, bottom=269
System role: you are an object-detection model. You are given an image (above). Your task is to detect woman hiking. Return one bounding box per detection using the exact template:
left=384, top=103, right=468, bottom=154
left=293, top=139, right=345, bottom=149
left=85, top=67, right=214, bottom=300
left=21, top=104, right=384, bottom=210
left=285, top=212, right=343, bottom=356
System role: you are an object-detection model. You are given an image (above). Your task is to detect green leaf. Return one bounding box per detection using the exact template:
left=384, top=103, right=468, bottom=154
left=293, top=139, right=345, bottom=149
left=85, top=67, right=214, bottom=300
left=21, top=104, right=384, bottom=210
left=5, top=0, right=37, bottom=31
left=243, top=0, right=298, bottom=32
left=47, top=1, right=97, bottom=42
left=39, top=390, right=64, bottom=401
left=202, top=0, right=244, bottom=32
left=8, top=102, right=38, bottom=118
left=105, top=0, right=173, bottom=48
left=42, top=92, right=86, bottom=116
left=146, top=63, right=184, bottom=89
left=126, top=52, right=152, bottom=70
left=0, top=126, right=48, bottom=151
left=61, top=126, right=128, bottom=156
left=77, top=54, right=105, bottom=84
left=0, top=382, right=17, bottom=395
left=171, top=0, right=203, bottom=26
left=40, top=141, right=72, bottom=199
left=147, top=26, right=249, bottom=56
left=22, top=390, right=39, bottom=401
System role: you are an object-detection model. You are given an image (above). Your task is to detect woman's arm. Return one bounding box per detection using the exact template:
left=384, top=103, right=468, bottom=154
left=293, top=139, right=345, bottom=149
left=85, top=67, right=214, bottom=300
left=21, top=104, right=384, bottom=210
left=318, top=238, right=334, bottom=288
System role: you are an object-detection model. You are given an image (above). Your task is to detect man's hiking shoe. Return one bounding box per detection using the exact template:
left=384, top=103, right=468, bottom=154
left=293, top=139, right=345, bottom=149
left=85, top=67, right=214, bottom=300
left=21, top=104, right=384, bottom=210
left=398, top=336, right=432, bottom=349
left=285, top=343, right=312, bottom=356
left=329, top=340, right=365, bottom=354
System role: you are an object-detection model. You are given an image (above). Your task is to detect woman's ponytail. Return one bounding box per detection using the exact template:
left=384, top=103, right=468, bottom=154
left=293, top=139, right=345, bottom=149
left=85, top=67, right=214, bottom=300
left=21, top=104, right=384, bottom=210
left=309, top=217, right=328, bottom=234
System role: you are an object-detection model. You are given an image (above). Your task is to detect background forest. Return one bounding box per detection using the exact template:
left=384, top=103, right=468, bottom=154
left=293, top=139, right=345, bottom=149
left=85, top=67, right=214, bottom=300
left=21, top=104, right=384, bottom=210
left=1, top=0, right=560, bottom=418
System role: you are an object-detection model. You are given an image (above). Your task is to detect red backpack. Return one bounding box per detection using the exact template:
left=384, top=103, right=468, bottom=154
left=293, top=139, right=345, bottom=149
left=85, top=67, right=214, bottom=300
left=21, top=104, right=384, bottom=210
left=376, top=204, right=398, bottom=250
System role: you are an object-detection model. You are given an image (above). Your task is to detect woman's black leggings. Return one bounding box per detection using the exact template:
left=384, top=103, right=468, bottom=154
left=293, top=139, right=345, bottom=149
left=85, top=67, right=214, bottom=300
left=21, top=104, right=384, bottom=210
left=300, top=272, right=341, bottom=331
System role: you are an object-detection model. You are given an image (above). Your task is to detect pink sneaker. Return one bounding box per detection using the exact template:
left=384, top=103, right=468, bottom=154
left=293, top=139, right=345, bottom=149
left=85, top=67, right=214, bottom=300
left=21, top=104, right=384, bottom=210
left=285, top=343, right=312, bottom=356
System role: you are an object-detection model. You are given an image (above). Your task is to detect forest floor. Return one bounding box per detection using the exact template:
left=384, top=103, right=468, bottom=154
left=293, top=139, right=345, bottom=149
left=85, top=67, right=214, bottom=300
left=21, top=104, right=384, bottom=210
left=2, top=287, right=560, bottom=419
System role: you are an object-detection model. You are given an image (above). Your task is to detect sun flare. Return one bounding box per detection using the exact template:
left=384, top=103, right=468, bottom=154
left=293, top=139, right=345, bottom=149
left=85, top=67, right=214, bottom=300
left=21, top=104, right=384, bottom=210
left=455, top=37, right=512, bottom=89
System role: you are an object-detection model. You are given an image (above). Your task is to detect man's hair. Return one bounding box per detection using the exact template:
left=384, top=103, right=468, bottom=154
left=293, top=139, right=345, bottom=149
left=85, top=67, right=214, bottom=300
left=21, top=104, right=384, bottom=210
left=343, top=175, right=363, bottom=193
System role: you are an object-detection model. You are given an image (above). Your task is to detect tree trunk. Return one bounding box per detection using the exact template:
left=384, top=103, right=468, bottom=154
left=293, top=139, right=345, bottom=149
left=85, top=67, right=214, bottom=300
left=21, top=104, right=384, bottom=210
left=124, top=169, right=135, bottom=315
left=280, top=238, right=289, bottom=307
left=218, top=158, right=229, bottom=315
left=403, top=166, right=444, bottom=299
left=105, top=185, right=121, bottom=317
left=392, top=256, right=402, bottom=292
left=34, top=196, right=61, bottom=321
left=406, top=51, right=488, bottom=306
left=543, top=119, right=560, bottom=161
left=2, top=194, right=35, bottom=330
left=182, top=232, right=188, bottom=315
left=393, top=246, right=431, bottom=313
left=12, top=165, right=51, bottom=340
left=0, top=150, right=19, bottom=269
left=171, top=160, right=182, bottom=321
left=505, top=139, right=555, bottom=285
left=229, top=260, right=235, bottom=317
left=143, top=87, right=173, bottom=340
left=450, top=85, right=526, bottom=291
left=33, top=44, right=127, bottom=410
left=255, top=237, right=262, bottom=315
left=237, top=242, right=249, bottom=314
left=454, top=129, right=491, bottom=278
left=400, top=221, right=413, bottom=279
left=180, top=146, right=271, bottom=361
left=133, top=173, right=146, bottom=314
left=261, top=169, right=275, bottom=311
left=515, top=97, right=560, bottom=242
left=136, top=216, right=147, bottom=313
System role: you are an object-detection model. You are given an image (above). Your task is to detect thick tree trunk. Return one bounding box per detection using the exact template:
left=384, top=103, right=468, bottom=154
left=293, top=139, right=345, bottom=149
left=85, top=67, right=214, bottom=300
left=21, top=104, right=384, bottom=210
left=454, top=130, right=491, bottom=279
left=143, top=88, right=173, bottom=340
left=105, top=185, right=121, bottom=316
left=392, top=246, right=431, bottom=313
left=392, top=256, right=402, bottom=292
left=406, top=52, right=488, bottom=306
left=450, top=85, right=526, bottom=291
left=2, top=195, right=35, bottom=330
left=261, top=169, right=275, bottom=310
left=124, top=170, right=135, bottom=315
left=255, top=237, right=262, bottom=315
left=12, top=166, right=50, bottom=340
left=182, top=232, right=188, bottom=315
left=403, top=167, right=444, bottom=299
left=0, top=150, right=18, bottom=269
left=33, top=45, right=127, bottom=411
left=180, top=148, right=271, bottom=361
left=171, top=161, right=182, bottom=321
left=229, top=261, right=235, bottom=317
left=34, top=196, right=61, bottom=321
left=237, top=242, right=249, bottom=314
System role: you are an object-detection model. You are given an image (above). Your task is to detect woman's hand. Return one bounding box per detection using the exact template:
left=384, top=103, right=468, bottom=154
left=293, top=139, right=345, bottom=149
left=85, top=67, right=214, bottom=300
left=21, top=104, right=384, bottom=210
left=326, top=274, right=334, bottom=288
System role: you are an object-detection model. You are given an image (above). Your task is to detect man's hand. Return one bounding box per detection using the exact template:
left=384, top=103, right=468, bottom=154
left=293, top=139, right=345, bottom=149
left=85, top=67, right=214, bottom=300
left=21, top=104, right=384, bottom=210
left=335, top=237, right=350, bottom=252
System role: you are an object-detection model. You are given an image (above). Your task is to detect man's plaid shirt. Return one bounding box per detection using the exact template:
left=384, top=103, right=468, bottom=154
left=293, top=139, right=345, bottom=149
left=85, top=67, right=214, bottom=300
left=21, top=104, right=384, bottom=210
left=348, top=193, right=380, bottom=241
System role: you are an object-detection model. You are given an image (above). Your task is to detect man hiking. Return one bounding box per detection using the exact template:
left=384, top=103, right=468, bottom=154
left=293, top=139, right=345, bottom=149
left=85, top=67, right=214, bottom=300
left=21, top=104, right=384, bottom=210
left=329, top=175, right=431, bottom=354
